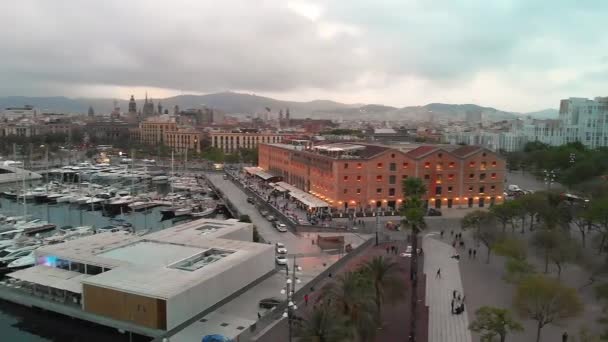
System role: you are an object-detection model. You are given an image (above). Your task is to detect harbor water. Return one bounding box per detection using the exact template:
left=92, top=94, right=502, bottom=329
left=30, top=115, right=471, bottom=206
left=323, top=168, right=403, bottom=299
left=0, top=197, right=218, bottom=341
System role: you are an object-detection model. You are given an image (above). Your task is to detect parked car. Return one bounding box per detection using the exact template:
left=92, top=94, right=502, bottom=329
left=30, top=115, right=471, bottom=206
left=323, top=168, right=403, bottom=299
left=259, top=297, right=283, bottom=309
left=223, top=174, right=228, bottom=180
left=427, top=208, right=442, bottom=216
left=274, top=223, right=288, bottom=232
left=267, top=215, right=277, bottom=222
left=260, top=210, right=269, bottom=217
left=247, top=197, right=256, bottom=204
left=275, top=242, right=287, bottom=254
left=275, top=255, right=287, bottom=265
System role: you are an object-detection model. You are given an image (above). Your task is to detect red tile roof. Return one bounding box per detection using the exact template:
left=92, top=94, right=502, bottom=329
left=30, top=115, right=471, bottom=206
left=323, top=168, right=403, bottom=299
left=451, top=146, right=483, bottom=158
left=405, top=146, right=439, bottom=159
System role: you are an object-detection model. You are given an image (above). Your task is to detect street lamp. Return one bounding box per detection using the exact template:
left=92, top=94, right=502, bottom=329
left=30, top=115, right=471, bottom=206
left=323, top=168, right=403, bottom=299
left=282, top=255, right=301, bottom=342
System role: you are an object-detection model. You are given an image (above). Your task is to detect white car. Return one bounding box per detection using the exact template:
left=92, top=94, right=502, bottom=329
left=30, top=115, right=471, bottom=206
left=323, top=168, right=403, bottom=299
left=400, top=245, right=413, bottom=258
left=275, top=243, right=287, bottom=254
left=275, top=255, right=287, bottom=265
left=275, top=223, right=288, bottom=232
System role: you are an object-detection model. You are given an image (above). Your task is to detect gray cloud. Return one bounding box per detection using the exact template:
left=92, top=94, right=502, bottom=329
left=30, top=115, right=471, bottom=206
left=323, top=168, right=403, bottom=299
left=0, top=0, right=607, bottom=110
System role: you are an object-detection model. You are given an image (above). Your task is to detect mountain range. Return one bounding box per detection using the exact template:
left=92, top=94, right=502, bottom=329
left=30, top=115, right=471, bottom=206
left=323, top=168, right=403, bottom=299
left=0, top=92, right=558, bottom=121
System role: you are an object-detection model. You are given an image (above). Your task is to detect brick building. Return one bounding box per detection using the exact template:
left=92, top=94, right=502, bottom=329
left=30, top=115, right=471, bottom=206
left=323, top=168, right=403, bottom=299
left=258, top=142, right=505, bottom=211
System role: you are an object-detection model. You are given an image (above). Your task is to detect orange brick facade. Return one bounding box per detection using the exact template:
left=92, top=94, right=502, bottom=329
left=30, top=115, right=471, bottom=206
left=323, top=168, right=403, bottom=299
left=258, top=144, right=505, bottom=211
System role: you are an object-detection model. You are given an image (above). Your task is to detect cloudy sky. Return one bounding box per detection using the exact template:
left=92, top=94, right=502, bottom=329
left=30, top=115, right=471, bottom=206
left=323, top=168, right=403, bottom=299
left=1, top=0, right=606, bottom=112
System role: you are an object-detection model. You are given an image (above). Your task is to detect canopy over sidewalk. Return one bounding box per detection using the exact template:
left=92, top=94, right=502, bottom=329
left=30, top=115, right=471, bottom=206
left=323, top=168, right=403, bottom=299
left=276, top=181, right=330, bottom=209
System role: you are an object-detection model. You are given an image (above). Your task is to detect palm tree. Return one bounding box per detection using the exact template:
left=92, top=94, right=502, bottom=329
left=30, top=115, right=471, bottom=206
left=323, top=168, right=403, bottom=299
left=321, top=271, right=378, bottom=341
left=361, top=256, right=406, bottom=319
left=295, top=306, right=352, bottom=342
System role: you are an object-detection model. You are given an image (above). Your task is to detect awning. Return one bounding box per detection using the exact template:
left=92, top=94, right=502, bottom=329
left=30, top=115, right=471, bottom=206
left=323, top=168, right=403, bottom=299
left=243, top=166, right=263, bottom=175
left=276, top=181, right=330, bottom=208
left=8, top=265, right=92, bottom=294
left=256, top=171, right=275, bottom=181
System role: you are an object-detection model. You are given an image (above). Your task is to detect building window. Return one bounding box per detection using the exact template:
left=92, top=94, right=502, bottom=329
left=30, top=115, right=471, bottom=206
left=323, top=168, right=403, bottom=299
left=436, top=175, right=442, bottom=184
left=480, top=162, right=487, bottom=170
left=424, top=174, right=430, bottom=180
left=357, top=188, right=361, bottom=194
left=344, top=189, right=348, bottom=194
left=490, top=185, right=496, bottom=191
left=403, top=162, right=409, bottom=168
left=389, top=188, right=396, bottom=196
left=424, top=162, right=431, bottom=168
left=390, top=163, right=396, bottom=171
left=377, top=188, right=382, bottom=194
left=479, top=186, right=485, bottom=194
left=482, top=152, right=487, bottom=157
left=480, top=173, right=486, bottom=180
left=357, top=175, right=362, bottom=181
left=468, top=186, right=473, bottom=192
left=357, top=163, right=362, bottom=168
left=492, top=161, right=497, bottom=167
left=344, top=163, right=349, bottom=169
left=389, top=175, right=396, bottom=184
left=438, top=153, right=443, bottom=158
left=491, top=173, right=496, bottom=179
left=448, top=174, right=454, bottom=180
left=343, top=176, right=348, bottom=181
left=376, top=175, right=383, bottom=181
left=469, top=173, right=474, bottom=179
left=402, top=175, right=408, bottom=180
left=449, top=162, right=455, bottom=168
left=436, top=162, right=443, bottom=171
left=377, top=163, right=383, bottom=168
left=448, top=186, right=453, bottom=192
left=391, top=153, right=395, bottom=158
left=469, top=161, right=475, bottom=167
left=435, top=186, right=442, bottom=195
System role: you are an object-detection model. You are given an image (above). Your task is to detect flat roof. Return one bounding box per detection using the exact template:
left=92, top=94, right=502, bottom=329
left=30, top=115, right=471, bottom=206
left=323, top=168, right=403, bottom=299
left=25, top=219, right=272, bottom=299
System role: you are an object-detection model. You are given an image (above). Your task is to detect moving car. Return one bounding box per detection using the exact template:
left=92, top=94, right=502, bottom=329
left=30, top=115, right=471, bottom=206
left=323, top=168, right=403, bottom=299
left=275, top=242, right=287, bottom=254
left=260, top=210, right=269, bottom=217
left=275, top=255, right=287, bottom=265
left=259, top=297, right=282, bottom=309
left=274, top=223, right=288, bottom=232
left=400, top=245, right=413, bottom=258
left=267, top=215, right=277, bottom=222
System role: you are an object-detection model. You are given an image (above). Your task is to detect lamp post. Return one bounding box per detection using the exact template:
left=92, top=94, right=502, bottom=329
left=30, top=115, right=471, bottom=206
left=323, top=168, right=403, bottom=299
left=543, top=169, right=556, bottom=190
left=282, top=255, right=302, bottom=342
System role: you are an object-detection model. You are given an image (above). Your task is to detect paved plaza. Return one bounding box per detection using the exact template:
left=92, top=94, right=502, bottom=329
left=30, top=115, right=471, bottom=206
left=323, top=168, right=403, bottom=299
left=423, top=236, right=472, bottom=342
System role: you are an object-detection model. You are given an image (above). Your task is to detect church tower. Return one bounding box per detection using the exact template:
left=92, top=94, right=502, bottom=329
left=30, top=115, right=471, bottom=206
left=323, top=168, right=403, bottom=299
left=128, top=95, right=137, bottom=114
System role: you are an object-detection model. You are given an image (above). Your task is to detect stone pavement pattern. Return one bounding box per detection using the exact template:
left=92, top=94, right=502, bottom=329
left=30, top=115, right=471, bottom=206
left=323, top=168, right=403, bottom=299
left=423, top=237, right=472, bottom=342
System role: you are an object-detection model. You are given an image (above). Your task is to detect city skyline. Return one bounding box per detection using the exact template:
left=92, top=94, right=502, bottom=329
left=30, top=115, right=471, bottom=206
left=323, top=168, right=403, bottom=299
left=1, top=1, right=607, bottom=112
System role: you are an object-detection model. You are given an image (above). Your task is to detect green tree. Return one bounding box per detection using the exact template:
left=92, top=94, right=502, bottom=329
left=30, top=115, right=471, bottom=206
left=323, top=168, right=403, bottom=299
left=400, top=177, right=427, bottom=281
left=569, top=204, right=593, bottom=248
left=469, top=306, right=523, bottom=342
left=361, top=256, right=405, bottom=320
left=595, top=282, right=608, bottom=339
left=514, top=274, right=583, bottom=342
left=461, top=210, right=492, bottom=239
left=503, top=258, right=536, bottom=284
left=589, top=197, right=608, bottom=254
left=490, top=202, right=517, bottom=233
left=494, top=237, right=527, bottom=260
left=532, top=229, right=560, bottom=274
left=321, top=272, right=378, bottom=341
left=295, top=305, right=353, bottom=342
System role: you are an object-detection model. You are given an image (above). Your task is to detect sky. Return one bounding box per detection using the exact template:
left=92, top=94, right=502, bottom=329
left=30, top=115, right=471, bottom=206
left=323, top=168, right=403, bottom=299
left=1, top=0, right=607, bottom=112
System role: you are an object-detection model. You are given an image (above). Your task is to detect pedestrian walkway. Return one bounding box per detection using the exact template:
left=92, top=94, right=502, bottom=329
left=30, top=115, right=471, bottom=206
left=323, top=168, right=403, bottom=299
left=423, top=237, right=472, bottom=342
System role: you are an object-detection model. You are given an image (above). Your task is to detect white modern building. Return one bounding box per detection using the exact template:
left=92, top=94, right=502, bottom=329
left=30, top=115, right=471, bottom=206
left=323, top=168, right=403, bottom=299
left=1, top=106, right=37, bottom=120
left=6, top=219, right=274, bottom=333
left=443, top=130, right=527, bottom=152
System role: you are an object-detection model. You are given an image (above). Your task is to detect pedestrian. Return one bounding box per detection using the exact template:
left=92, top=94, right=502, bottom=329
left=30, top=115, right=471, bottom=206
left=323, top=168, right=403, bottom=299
left=451, top=299, right=454, bottom=314
left=394, top=246, right=398, bottom=255
left=257, top=312, right=261, bottom=319
left=450, top=230, right=454, bottom=236
left=452, top=290, right=457, bottom=299
left=473, top=249, right=477, bottom=258
left=562, top=331, right=568, bottom=342
left=436, top=268, right=441, bottom=278
left=304, top=294, right=309, bottom=306
left=440, top=230, right=444, bottom=239
left=386, top=246, right=390, bottom=254
left=452, top=241, right=456, bottom=248
left=457, top=294, right=461, bottom=301
left=468, top=248, right=472, bottom=258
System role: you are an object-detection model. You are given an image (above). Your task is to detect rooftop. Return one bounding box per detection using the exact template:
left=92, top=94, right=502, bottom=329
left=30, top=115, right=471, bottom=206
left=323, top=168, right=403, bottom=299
left=30, top=219, right=272, bottom=299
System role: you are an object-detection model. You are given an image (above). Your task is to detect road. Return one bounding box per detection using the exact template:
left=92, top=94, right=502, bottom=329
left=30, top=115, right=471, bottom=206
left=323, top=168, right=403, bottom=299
left=205, top=172, right=322, bottom=256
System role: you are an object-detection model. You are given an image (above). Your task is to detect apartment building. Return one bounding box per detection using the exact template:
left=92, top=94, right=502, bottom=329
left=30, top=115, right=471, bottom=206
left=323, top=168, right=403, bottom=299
left=209, top=131, right=288, bottom=153
left=258, top=142, right=505, bottom=211
left=163, top=129, right=203, bottom=153
left=138, top=115, right=178, bottom=146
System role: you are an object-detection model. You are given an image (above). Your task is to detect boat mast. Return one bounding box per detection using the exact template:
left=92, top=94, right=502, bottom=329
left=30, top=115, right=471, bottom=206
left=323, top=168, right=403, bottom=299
left=22, top=145, right=27, bottom=217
